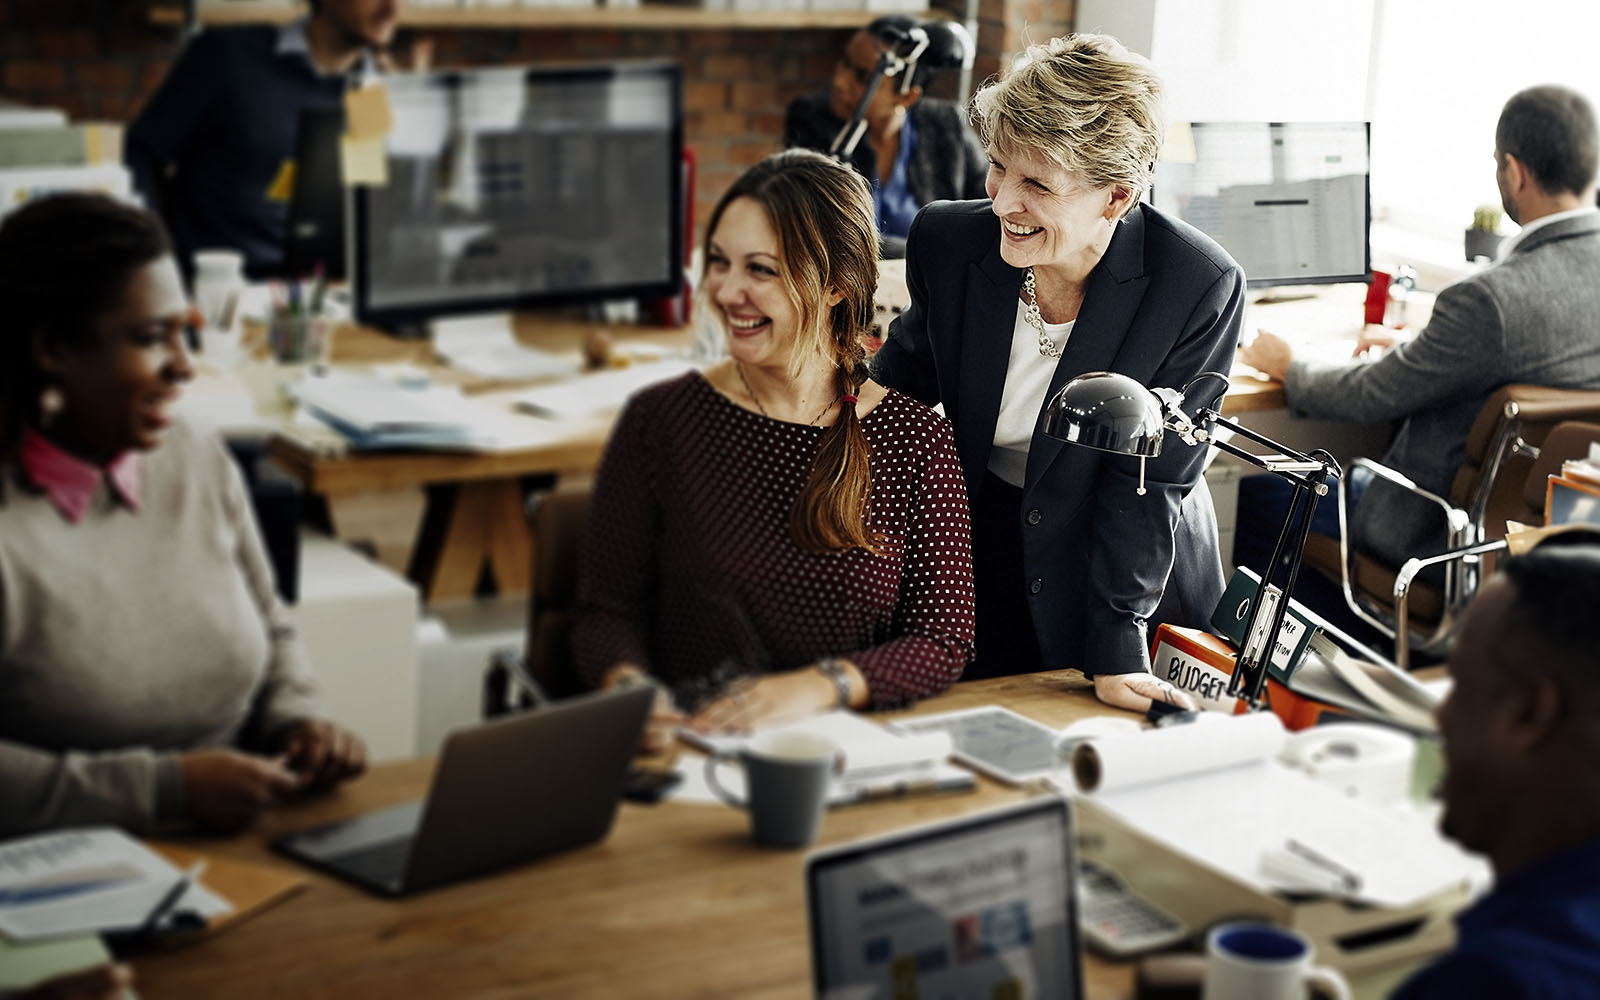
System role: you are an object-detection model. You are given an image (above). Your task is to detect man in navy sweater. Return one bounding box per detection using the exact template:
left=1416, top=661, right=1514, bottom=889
left=1391, top=533, right=1600, bottom=998
left=126, top=0, right=399, bottom=281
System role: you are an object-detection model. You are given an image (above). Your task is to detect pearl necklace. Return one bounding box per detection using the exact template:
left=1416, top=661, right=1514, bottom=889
left=736, top=363, right=839, bottom=426
left=1021, top=267, right=1061, bottom=359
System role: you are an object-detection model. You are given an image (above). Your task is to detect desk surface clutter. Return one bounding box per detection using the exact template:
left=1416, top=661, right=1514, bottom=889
left=24, top=670, right=1465, bottom=1000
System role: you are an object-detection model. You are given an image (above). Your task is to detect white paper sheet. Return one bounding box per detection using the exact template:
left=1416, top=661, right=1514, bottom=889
left=0, top=828, right=231, bottom=942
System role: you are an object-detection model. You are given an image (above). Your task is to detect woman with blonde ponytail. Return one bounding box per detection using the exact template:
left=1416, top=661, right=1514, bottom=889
left=573, top=149, right=975, bottom=745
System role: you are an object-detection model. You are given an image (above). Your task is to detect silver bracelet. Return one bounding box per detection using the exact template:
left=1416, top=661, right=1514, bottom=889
left=814, top=658, right=852, bottom=709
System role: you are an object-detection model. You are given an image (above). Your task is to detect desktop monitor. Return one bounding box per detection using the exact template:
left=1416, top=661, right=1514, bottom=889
left=1152, top=122, right=1371, bottom=288
left=283, top=105, right=347, bottom=282
left=351, top=62, right=684, bottom=332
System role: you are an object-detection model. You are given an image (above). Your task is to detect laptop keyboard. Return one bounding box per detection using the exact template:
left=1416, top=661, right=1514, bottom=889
left=334, top=837, right=413, bottom=888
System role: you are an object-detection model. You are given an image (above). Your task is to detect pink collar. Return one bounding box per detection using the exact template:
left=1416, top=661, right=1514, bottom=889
left=19, top=430, right=144, bottom=523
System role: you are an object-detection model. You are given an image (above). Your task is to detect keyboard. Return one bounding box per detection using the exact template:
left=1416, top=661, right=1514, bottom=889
left=331, top=837, right=414, bottom=890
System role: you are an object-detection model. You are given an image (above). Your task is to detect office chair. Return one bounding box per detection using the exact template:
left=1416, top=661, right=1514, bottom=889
left=483, top=488, right=590, bottom=718
left=1304, top=386, right=1600, bottom=667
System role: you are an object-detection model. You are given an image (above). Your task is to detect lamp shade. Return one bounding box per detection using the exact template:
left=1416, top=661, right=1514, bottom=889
left=1042, top=371, right=1166, bottom=458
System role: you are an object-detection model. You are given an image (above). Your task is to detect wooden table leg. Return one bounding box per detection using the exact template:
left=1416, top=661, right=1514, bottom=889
left=322, top=488, right=427, bottom=577
left=408, top=479, right=533, bottom=603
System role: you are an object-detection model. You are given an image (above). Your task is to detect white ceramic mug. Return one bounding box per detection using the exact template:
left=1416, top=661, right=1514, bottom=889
left=191, top=248, right=246, bottom=365
left=1203, top=923, right=1349, bottom=1000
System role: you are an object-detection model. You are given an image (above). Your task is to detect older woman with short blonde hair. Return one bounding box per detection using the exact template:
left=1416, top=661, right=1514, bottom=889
left=874, top=33, right=1245, bottom=712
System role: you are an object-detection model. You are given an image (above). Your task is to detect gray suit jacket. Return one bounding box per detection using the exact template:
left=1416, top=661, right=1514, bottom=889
left=1286, top=211, right=1600, bottom=566
left=874, top=201, right=1245, bottom=676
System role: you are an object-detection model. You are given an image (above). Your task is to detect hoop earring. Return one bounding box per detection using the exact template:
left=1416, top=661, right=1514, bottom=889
left=38, top=385, right=64, bottom=428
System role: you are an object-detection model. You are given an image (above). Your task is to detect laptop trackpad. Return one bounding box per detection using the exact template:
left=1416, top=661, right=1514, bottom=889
left=284, top=800, right=424, bottom=861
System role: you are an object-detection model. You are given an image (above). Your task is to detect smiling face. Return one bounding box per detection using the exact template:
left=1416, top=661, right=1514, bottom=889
left=704, top=197, right=809, bottom=370
left=985, top=143, right=1133, bottom=278
left=39, top=255, right=194, bottom=460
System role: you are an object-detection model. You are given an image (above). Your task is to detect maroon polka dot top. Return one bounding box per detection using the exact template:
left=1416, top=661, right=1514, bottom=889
left=572, top=371, right=976, bottom=710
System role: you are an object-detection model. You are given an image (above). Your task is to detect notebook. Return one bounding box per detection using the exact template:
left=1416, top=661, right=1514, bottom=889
left=273, top=685, right=652, bottom=897
left=805, top=796, right=1084, bottom=999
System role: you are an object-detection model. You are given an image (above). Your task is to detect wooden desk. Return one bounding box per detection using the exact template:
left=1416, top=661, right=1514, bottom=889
left=261, top=316, right=689, bottom=602
left=260, top=306, right=1321, bottom=604
left=134, top=672, right=1143, bottom=999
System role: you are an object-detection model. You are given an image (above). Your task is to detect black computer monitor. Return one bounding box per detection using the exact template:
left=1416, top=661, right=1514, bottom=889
left=351, top=62, right=684, bottom=333
left=283, top=105, right=348, bottom=282
left=1152, top=122, right=1371, bottom=289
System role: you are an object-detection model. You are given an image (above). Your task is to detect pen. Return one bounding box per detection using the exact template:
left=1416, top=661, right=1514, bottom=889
left=834, top=775, right=974, bottom=807
left=309, top=263, right=328, bottom=316
left=135, top=860, right=206, bottom=936
left=1283, top=838, right=1362, bottom=893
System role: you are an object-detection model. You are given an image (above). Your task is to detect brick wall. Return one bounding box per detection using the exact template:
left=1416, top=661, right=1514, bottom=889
left=0, top=0, right=1073, bottom=235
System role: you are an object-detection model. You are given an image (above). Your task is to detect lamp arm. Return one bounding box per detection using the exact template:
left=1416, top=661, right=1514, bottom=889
left=829, top=43, right=922, bottom=161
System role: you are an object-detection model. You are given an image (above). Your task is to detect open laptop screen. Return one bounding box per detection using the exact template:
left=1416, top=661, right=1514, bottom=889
left=806, top=797, right=1082, bottom=999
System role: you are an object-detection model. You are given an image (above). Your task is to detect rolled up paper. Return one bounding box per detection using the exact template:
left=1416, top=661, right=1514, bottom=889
left=1071, top=712, right=1287, bottom=794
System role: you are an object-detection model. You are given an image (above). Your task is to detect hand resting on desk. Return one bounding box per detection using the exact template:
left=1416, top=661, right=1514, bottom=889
left=688, top=668, right=844, bottom=735
left=1236, top=329, right=1294, bottom=382
left=1093, top=673, right=1196, bottom=715
left=179, top=719, right=367, bottom=832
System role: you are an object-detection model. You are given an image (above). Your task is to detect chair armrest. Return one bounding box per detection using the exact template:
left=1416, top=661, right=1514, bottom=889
left=1332, top=457, right=1474, bottom=640
left=482, top=646, right=551, bottom=719
left=1393, top=538, right=1507, bottom=669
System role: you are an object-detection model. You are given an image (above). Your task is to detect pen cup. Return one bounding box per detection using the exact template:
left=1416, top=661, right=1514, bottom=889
left=269, top=312, right=333, bottom=364
left=705, top=731, right=837, bottom=849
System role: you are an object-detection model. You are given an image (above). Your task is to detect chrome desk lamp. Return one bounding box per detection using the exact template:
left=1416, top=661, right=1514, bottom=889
left=1043, top=371, right=1342, bottom=708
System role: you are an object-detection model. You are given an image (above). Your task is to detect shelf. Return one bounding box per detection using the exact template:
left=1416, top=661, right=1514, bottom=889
left=164, top=2, right=896, bottom=30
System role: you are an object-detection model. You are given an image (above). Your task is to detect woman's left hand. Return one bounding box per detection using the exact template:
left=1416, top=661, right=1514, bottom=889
left=688, top=669, right=837, bottom=734
left=1093, top=673, right=1196, bottom=714
left=280, top=718, right=368, bottom=790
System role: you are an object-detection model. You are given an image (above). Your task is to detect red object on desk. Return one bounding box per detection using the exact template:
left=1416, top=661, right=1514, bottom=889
left=1363, top=269, right=1392, bottom=326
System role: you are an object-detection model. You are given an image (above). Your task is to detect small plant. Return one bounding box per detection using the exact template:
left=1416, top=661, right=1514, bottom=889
left=1471, top=204, right=1503, bottom=232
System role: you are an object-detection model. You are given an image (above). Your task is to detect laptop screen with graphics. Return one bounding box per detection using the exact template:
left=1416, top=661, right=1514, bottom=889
left=806, top=796, right=1082, bottom=999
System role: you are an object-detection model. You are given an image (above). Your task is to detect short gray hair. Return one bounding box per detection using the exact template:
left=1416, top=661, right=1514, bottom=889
left=972, top=33, right=1165, bottom=202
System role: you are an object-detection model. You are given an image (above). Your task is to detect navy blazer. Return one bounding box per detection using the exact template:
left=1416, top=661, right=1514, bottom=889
left=873, top=200, right=1245, bottom=676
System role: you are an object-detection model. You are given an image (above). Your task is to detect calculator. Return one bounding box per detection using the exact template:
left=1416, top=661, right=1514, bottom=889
left=1076, top=859, right=1191, bottom=958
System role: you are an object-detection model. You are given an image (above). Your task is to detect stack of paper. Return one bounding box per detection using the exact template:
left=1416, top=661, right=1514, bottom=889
left=676, top=711, right=974, bottom=807
left=288, top=371, right=523, bottom=451
left=1058, top=714, right=1487, bottom=908
left=430, top=313, right=581, bottom=383
left=0, top=827, right=231, bottom=942
left=514, top=360, right=696, bottom=420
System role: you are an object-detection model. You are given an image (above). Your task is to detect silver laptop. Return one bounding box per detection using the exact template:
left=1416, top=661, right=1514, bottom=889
left=805, top=796, right=1084, bottom=999
left=273, top=685, right=652, bottom=897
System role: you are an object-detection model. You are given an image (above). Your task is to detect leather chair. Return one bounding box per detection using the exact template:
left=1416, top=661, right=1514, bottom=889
left=483, top=488, right=590, bottom=717
left=1302, top=386, right=1600, bottom=666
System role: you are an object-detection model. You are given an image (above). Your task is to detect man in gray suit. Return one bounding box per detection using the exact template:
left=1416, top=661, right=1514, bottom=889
left=1240, top=85, right=1600, bottom=567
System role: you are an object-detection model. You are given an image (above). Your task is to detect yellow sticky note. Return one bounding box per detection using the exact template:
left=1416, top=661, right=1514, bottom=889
left=339, top=133, right=389, bottom=186
left=344, top=81, right=394, bottom=140
left=265, top=158, right=296, bottom=202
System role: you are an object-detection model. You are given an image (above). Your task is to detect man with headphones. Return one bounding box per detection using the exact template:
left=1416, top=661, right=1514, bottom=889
left=784, top=17, right=989, bottom=257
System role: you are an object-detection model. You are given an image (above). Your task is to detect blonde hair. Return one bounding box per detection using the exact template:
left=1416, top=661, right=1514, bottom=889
left=972, top=32, right=1165, bottom=205
left=701, top=149, right=881, bottom=553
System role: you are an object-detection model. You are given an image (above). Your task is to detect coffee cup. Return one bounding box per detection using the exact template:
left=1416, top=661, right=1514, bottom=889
left=705, top=731, right=837, bottom=848
left=1203, top=923, right=1349, bottom=1000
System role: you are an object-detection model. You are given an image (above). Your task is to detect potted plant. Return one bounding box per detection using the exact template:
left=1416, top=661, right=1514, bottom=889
left=1465, top=204, right=1505, bottom=262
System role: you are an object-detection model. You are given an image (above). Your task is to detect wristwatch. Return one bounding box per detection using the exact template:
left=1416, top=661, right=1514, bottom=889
left=815, top=658, right=852, bottom=709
